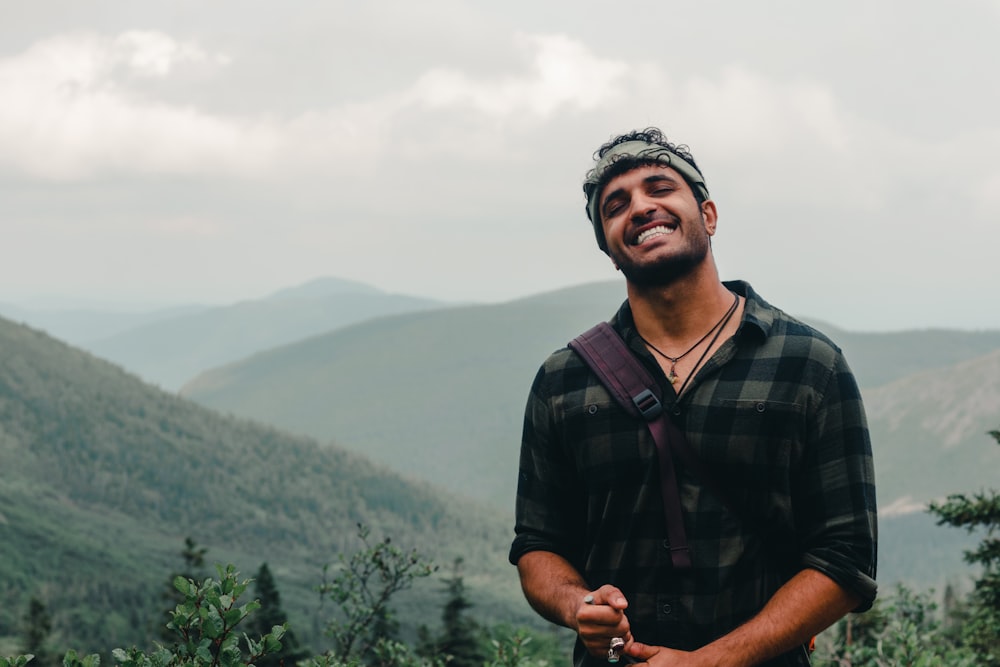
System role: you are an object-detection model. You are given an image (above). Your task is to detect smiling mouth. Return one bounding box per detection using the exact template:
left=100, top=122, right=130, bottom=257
left=632, top=225, right=676, bottom=246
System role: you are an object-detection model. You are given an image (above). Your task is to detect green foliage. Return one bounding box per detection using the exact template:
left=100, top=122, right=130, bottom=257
left=158, top=538, right=210, bottom=642
left=483, top=632, right=535, bottom=667
left=113, top=565, right=286, bottom=667
left=0, top=530, right=559, bottom=667
left=482, top=627, right=564, bottom=667
left=818, top=584, right=977, bottom=666
left=316, top=525, right=437, bottom=666
left=927, top=428, right=1000, bottom=665
left=0, top=656, right=36, bottom=667
left=61, top=650, right=101, bottom=667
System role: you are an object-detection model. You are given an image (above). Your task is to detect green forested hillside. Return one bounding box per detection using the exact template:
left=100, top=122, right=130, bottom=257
left=181, top=281, right=628, bottom=507
left=0, top=316, right=532, bottom=655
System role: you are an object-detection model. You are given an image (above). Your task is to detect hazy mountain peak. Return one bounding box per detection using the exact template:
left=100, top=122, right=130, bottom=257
left=264, top=276, right=382, bottom=300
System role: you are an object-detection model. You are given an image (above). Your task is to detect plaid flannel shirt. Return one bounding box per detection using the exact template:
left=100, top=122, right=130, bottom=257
left=510, top=281, right=877, bottom=666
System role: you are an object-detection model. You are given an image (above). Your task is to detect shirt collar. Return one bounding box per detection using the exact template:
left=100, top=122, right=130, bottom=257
left=611, top=280, right=774, bottom=345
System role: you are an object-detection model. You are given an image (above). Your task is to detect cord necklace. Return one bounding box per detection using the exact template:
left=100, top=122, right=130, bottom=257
left=640, top=290, right=740, bottom=386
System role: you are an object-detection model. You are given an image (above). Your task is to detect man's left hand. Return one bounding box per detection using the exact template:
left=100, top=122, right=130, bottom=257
left=624, top=641, right=708, bottom=667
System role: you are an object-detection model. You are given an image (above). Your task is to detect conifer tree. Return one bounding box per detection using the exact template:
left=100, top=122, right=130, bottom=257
left=249, top=562, right=307, bottom=667
left=19, top=597, right=52, bottom=667
left=929, top=428, right=1000, bottom=665
left=419, top=558, right=484, bottom=667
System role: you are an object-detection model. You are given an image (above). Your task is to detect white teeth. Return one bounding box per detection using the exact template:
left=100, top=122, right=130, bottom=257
left=635, top=225, right=675, bottom=245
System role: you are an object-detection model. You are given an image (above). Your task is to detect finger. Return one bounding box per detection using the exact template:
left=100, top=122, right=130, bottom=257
left=577, top=605, right=630, bottom=636
left=588, top=585, right=629, bottom=610
left=624, top=640, right=659, bottom=661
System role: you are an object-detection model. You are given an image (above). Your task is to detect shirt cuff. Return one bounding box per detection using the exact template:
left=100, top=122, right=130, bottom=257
left=801, top=552, right=877, bottom=612
left=509, top=533, right=576, bottom=567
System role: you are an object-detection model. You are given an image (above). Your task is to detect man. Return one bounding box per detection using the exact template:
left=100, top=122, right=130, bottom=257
left=509, top=128, right=877, bottom=667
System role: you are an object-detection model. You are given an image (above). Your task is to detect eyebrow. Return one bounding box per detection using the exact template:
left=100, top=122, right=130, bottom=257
left=601, top=173, right=682, bottom=215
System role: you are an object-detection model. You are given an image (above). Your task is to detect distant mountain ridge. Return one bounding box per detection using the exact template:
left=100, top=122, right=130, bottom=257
left=82, top=277, right=452, bottom=389
left=264, top=276, right=381, bottom=299
left=0, top=301, right=210, bottom=347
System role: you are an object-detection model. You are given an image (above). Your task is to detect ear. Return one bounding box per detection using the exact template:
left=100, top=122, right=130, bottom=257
left=701, top=199, right=718, bottom=235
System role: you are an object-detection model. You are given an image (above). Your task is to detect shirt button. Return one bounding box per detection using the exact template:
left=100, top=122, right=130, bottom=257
left=662, top=604, right=673, bottom=615
left=671, top=405, right=682, bottom=416
left=662, top=539, right=670, bottom=550
left=587, top=404, right=598, bottom=415
left=755, top=402, right=766, bottom=413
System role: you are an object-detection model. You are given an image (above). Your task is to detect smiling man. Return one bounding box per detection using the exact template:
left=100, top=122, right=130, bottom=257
left=509, top=128, right=877, bottom=667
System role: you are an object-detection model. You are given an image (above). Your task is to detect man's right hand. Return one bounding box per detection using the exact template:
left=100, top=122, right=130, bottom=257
left=576, top=585, right=633, bottom=658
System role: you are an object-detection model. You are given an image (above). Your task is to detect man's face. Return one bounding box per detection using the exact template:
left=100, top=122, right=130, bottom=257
left=597, top=164, right=716, bottom=288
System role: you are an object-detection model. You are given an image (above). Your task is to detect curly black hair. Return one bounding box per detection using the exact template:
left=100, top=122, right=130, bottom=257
left=582, top=127, right=707, bottom=207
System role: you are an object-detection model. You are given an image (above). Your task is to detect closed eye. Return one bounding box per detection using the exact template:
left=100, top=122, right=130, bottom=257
left=602, top=197, right=628, bottom=218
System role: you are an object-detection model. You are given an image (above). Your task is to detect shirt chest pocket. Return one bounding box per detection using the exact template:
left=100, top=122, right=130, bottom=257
left=702, top=399, right=804, bottom=507
left=720, top=399, right=804, bottom=450
left=561, top=399, right=656, bottom=487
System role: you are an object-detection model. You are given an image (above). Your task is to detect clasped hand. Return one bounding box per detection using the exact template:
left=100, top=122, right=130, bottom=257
left=575, top=585, right=632, bottom=659
left=577, top=587, right=709, bottom=667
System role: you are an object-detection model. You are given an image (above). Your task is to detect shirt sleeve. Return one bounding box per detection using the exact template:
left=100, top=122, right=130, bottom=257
left=795, top=351, right=878, bottom=611
left=509, top=362, right=586, bottom=568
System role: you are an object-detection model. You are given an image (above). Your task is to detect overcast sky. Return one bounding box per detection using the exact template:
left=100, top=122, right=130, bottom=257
left=2, top=1, right=998, bottom=331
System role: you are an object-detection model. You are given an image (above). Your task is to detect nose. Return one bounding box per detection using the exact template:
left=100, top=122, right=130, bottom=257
left=628, top=192, right=657, bottom=222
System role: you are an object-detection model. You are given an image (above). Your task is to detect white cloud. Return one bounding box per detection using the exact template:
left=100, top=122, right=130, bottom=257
left=111, top=30, right=229, bottom=77
left=0, top=31, right=274, bottom=180
left=0, top=30, right=871, bottom=190
left=409, top=33, right=629, bottom=118
left=5, top=25, right=997, bottom=231
left=670, top=66, right=850, bottom=156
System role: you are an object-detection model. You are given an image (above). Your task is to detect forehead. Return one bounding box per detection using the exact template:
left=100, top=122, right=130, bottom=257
left=599, top=164, right=692, bottom=203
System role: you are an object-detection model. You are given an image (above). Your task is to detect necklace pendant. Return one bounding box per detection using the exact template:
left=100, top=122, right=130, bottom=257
left=667, top=369, right=678, bottom=384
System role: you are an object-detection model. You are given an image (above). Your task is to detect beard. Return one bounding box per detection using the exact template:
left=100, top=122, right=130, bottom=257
left=608, top=216, right=711, bottom=288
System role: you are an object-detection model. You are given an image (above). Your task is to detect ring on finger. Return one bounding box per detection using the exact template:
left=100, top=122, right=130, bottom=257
left=608, top=637, right=625, bottom=663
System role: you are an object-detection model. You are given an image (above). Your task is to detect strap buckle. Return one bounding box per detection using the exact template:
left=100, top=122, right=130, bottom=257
left=632, top=389, right=663, bottom=420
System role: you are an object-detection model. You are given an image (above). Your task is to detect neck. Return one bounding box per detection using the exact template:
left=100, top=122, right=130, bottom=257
left=626, top=266, right=733, bottom=342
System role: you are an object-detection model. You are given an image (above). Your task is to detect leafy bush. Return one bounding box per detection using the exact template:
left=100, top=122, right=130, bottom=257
left=818, top=584, right=977, bottom=666
left=114, top=565, right=287, bottom=667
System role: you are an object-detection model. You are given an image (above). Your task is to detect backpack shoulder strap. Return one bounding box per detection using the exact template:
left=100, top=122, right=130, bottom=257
left=569, top=322, right=691, bottom=569
left=569, top=322, right=665, bottom=419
